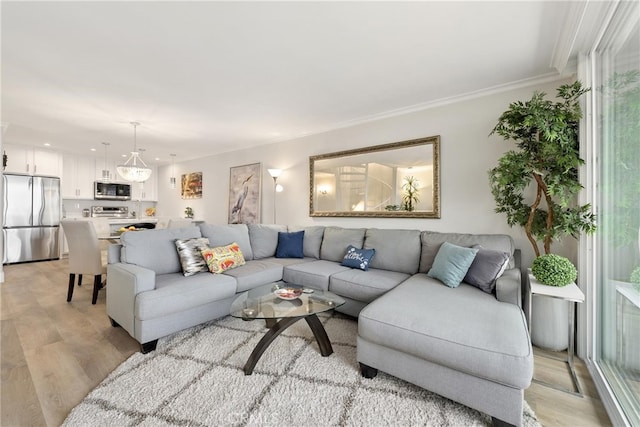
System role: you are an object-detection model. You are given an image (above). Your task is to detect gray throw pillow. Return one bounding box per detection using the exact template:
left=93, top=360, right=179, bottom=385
left=463, top=245, right=510, bottom=293
left=175, top=237, right=210, bottom=276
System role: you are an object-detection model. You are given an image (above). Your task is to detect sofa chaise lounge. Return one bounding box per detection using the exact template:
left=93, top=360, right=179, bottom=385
left=107, top=223, right=532, bottom=426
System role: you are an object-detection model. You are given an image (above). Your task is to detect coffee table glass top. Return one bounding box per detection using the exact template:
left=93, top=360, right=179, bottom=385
left=230, top=282, right=345, bottom=320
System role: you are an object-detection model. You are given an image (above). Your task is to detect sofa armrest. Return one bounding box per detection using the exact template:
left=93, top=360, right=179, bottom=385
left=495, top=268, right=522, bottom=308
left=106, top=263, right=156, bottom=339
left=107, top=243, right=122, bottom=264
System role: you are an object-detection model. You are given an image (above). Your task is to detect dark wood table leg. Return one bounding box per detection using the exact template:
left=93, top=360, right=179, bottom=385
left=244, top=316, right=301, bottom=375
left=265, top=318, right=277, bottom=328
left=305, top=314, right=333, bottom=357
left=243, top=313, right=334, bottom=375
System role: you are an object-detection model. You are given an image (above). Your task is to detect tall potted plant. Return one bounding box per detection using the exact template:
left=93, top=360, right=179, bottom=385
left=401, top=176, right=420, bottom=211
left=489, top=81, right=596, bottom=348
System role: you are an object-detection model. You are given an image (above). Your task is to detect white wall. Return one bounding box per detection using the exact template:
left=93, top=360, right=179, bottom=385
left=156, top=79, right=578, bottom=268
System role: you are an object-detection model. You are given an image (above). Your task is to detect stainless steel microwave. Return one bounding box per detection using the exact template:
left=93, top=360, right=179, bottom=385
left=94, top=181, right=132, bottom=200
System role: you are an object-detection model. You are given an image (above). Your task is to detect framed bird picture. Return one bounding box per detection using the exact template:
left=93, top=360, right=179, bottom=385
left=228, top=162, right=262, bottom=224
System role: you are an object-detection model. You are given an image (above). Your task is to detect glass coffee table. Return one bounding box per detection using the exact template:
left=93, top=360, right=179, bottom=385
left=230, top=282, right=345, bottom=375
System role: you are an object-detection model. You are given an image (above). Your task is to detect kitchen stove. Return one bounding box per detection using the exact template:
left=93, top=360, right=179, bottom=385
left=91, top=206, right=129, bottom=218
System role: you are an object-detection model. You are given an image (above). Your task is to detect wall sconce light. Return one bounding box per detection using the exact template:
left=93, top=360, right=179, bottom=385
left=318, top=185, right=330, bottom=195
left=268, top=168, right=283, bottom=223
left=169, top=154, right=177, bottom=189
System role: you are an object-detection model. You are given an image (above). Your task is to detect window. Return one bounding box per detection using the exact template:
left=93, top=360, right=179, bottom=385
left=588, top=2, right=640, bottom=424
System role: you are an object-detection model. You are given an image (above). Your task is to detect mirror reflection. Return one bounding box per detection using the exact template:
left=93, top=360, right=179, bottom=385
left=310, top=136, right=440, bottom=218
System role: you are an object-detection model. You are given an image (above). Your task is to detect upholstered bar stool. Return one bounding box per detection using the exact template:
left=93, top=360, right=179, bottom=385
left=61, top=219, right=107, bottom=304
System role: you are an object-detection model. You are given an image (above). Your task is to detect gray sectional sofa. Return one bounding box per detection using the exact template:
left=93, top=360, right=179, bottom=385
left=106, top=223, right=532, bottom=426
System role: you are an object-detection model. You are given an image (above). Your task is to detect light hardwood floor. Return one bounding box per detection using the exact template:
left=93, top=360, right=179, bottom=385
left=1, top=259, right=612, bottom=426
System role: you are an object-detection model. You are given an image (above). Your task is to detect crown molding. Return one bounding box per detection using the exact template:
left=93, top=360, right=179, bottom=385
left=279, top=73, right=568, bottom=143
left=551, top=1, right=588, bottom=75
left=551, top=0, right=619, bottom=76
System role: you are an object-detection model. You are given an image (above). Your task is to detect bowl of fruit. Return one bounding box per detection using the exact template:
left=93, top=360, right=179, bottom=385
left=117, top=226, right=139, bottom=235
left=273, top=287, right=303, bottom=300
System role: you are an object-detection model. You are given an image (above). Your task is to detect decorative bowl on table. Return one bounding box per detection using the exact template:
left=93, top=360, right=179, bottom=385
left=273, top=287, right=303, bottom=300
left=117, top=226, right=140, bottom=235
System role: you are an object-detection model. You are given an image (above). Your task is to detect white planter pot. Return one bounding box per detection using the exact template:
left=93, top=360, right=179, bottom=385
left=531, top=295, right=569, bottom=351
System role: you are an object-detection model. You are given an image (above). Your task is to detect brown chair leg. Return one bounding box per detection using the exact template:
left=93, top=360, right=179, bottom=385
left=91, top=275, right=101, bottom=304
left=67, top=273, right=75, bottom=302
left=78, top=274, right=82, bottom=286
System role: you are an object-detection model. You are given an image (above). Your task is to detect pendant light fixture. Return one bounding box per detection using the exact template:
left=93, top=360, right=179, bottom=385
left=116, top=121, right=152, bottom=182
left=169, top=153, right=177, bottom=189
left=101, top=142, right=111, bottom=181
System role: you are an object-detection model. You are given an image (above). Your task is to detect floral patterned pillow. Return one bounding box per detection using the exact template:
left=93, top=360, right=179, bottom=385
left=201, top=242, right=246, bottom=274
left=175, top=237, right=210, bottom=277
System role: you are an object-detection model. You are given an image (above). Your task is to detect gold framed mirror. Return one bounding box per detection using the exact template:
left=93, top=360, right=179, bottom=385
left=309, top=135, right=440, bottom=218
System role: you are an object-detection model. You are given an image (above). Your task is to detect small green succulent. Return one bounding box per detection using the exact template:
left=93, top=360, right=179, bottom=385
left=531, top=254, right=577, bottom=287
left=630, top=266, right=640, bottom=292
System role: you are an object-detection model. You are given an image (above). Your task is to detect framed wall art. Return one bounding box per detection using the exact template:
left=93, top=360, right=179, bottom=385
left=181, top=172, right=203, bottom=199
left=228, top=162, right=262, bottom=224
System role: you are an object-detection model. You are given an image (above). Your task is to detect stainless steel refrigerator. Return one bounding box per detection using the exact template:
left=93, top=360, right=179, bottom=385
left=3, top=174, right=61, bottom=264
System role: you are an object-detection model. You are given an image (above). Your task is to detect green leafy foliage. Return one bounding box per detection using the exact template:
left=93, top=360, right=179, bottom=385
left=489, top=81, right=596, bottom=256
left=401, top=176, right=420, bottom=212
left=532, top=254, right=577, bottom=287
left=630, top=266, right=640, bottom=292
left=598, top=71, right=640, bottom=247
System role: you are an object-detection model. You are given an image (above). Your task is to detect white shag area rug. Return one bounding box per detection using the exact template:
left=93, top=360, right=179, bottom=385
left=64, top=313, right=540, bottom=426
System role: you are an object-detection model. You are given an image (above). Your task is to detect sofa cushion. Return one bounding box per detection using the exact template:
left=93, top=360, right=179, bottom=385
left=320, top=227, right=366, bottom=262
left=364, top=228, right=421, bottom=274
left=121, top=227, right=202, bottom=275
left=283, top=260, right=351, bottom=291
left=222, top=259, right=283, bottom=293
left=288, top=225, right=325, bottom=259
left=199, top=223, right=253, bottom=260
left=464, top=246, right=511, bottom=294
left=248, top=224, right=287, bottom=259
left=419, top=231, right=515, bottom=273
left=358, top=274, right=533, bottom=389
left=136, top=272, right=237, bottom=320
left=175, top=237, right=210, bottom=277
left=427, top=242, right=479, bottom=288
left=201, top=243, right=246, bottom=274
left=276, top=231, right=305, bottom=258
left=329, top=268, right=410, bottom=303
left=341, top=245, right=375, bottom=271
left=263, top=257, right=316, bottom=267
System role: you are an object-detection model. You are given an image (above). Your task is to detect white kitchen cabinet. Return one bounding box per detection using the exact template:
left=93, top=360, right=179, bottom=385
left=130, top=167, right=158, bottom=201
left=3, top=143, right=62, bottom=176
left=95, top=158, right=119, bottom=182
left=62, top=154, right=96, bottom=199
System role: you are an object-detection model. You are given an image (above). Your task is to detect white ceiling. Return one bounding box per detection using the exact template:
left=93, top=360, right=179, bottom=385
left=1, top=1, right=576, bottom=165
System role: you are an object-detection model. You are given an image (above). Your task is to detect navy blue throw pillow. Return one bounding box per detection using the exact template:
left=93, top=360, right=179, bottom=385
left=341, top=245, right=375, bottom=271
left=276, top=231, right=305, bottom=258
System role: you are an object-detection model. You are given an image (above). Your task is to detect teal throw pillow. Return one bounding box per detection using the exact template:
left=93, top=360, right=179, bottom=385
left=427, top=242, right=479, bottom=288
left=341, top=245, right=375, bottom=271
left=275, top=231, right=305, bottom=258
